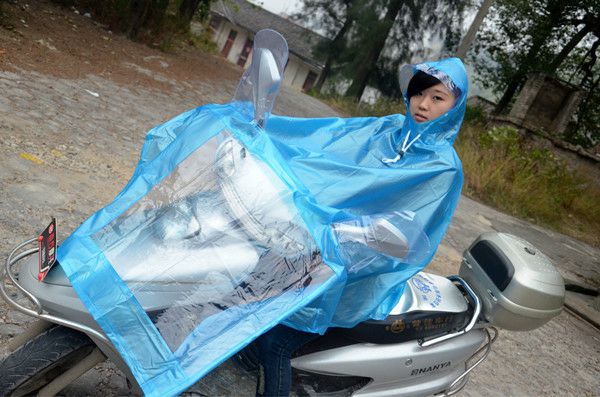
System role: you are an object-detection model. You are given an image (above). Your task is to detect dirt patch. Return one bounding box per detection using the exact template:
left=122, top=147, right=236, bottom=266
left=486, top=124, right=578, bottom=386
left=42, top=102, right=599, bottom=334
left=0, top=0, right=238, bottom=92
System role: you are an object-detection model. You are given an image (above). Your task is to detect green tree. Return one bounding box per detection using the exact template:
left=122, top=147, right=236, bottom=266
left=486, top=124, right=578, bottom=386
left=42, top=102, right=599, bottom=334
left=177, top=0, right=213, bottom=29
left=293, top=0, right=358, bottom=93
left=50, top=0, right=212, bottom=40
left=564, top=34, right=600, bottom=146
left=473, top=0, right=599, bottom=114
left=473, top=0, right=600, bottom=145
left=298, top=0, right=468, bottom=100
left=343, top=0, right=406, bottom=99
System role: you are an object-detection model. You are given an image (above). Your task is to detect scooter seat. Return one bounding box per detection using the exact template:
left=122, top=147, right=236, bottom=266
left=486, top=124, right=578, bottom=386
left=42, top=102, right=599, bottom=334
left=297, top=273, right=472, bottom=354
left=333, top=308, right=471, bottom=344
left=296, top=309, right=471, bottom=358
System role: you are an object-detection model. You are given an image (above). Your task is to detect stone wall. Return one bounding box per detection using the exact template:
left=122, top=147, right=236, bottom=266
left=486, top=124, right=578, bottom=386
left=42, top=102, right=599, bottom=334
left=507, top=73, right=583, bottom=135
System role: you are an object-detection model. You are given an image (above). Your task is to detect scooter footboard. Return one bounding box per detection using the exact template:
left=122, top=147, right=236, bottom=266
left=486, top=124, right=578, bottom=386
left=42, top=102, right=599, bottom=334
left=292, top=328, right=494, bottom=397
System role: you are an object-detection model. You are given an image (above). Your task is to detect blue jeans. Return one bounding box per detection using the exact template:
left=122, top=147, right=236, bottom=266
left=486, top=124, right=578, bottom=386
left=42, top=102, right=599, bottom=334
left=255, top=324, right=319, bottom=397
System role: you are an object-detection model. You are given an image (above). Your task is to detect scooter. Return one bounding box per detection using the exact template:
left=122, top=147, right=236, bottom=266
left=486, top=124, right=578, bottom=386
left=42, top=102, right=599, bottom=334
left=0, top=229, right=565, bottom=397
left=0, top=30, right=565, bottom=397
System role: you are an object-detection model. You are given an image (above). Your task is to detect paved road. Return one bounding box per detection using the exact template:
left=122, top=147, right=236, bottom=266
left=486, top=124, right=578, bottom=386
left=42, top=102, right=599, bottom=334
left=1, top=66, right=599, bottom=396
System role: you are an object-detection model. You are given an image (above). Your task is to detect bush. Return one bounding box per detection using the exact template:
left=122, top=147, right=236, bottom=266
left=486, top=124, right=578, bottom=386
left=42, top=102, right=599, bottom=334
left=51, top=0, right=170, bottom=41
left=184, top=27, right=217, bottom=53
left=463, top=105, right=487, bottom=124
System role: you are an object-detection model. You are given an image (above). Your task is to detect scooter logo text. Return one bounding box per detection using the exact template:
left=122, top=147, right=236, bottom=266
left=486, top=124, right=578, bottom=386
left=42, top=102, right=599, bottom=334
left=410, top=361, right=451, bottom=376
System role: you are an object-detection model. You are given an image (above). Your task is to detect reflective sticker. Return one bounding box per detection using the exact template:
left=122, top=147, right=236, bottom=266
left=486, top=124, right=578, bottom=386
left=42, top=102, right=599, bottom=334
left=412, top=274, right=443, bottom=309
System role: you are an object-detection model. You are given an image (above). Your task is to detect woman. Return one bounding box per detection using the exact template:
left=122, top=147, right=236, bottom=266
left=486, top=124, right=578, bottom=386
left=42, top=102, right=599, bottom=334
left=255, top=57, right=468, bottom=397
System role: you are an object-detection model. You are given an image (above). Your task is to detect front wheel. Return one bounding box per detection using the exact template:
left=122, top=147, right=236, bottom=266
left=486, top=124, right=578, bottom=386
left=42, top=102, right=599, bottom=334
left=0, top=325, right=96, bottom=397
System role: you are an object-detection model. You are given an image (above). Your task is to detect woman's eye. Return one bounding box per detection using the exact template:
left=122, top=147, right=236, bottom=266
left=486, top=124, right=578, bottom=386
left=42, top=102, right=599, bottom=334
left=433, top=96, right=444, bottom=101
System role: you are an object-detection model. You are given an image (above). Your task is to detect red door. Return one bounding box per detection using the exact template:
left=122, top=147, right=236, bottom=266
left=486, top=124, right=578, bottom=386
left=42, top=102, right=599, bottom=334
left=237, top=38, right=253, bottom=67
left=302, top=71, right=318, bottom=92
left=221, top=30, right=237, bottom=58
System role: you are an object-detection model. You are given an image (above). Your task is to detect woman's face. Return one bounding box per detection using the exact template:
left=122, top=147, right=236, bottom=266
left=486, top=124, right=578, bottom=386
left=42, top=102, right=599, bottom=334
left=409, top=82, right=455, bottom=123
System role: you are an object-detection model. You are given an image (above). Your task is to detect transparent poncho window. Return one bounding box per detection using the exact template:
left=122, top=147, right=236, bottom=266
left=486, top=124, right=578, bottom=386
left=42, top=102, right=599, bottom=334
left=57, top=29, right=468, bottom=396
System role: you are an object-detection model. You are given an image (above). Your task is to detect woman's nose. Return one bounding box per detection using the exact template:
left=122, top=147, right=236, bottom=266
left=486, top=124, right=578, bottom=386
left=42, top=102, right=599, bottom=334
left=418, top=97, right=430, bottom=109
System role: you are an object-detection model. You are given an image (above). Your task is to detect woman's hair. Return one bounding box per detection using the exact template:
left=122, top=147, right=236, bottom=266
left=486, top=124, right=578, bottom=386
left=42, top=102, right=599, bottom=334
left=406, top=71, right=443, bottom=99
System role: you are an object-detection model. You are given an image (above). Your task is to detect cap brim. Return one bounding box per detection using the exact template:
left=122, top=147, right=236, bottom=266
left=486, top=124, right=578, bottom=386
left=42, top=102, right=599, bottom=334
left=398, top=64, right=415, bottom=98
left=398, top=63, right=462, bottom=99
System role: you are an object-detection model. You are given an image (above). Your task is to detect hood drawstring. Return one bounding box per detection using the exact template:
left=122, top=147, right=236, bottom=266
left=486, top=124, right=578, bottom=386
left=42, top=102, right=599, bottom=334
left=382, top=129, right=421, bottom=164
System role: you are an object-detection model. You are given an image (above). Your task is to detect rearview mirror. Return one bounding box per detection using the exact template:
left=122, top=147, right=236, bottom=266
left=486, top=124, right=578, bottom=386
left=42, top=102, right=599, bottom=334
left=232, top=29, right=288, bottom=128
left=251, top=48, right=281, bottom=127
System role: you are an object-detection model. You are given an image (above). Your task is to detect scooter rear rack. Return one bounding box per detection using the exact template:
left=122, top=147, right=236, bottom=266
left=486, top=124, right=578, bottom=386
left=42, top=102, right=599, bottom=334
left=0, top=238, right=109, bottom=344
left=439, top=326, right=498, bottom=396
left=420, top=275, right=483, bottom=347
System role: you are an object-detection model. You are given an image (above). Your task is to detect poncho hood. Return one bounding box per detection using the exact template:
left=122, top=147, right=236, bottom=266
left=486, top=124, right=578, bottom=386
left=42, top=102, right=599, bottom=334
left=397, top=57, right=468, bottom=146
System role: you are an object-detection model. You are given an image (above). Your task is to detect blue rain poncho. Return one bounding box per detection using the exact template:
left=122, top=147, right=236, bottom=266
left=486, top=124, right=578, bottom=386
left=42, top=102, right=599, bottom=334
left=56, top=30, right=467, bottom=397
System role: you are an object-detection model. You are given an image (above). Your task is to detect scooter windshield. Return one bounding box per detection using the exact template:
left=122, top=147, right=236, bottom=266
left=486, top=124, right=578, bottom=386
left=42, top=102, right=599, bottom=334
left=57, top=30, right=465, bottom=397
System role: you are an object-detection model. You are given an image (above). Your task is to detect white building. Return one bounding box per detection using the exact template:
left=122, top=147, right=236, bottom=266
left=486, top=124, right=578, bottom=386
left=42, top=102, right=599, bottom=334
left=209, top=0, right=326, bottom=92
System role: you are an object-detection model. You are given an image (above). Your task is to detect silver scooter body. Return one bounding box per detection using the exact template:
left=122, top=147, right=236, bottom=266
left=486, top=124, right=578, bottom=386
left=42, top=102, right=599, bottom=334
left=8, top=246, right=485, bottom=396
left=290, top=272, right=485, bottom=397
left=292, top=331, right=486, bottom=397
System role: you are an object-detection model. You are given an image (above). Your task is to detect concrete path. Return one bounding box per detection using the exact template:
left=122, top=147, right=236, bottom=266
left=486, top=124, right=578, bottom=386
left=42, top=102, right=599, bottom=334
left=1, top=66, right=598, bottom=396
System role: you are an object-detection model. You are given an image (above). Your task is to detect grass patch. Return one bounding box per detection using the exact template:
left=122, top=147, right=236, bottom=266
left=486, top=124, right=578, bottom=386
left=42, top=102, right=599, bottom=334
left=455, top=123, right=600, bottom=247
left=153, top=28, right=216, bottom=53
left=315, top=95, right=600, bottom=247
left=153, top=17, right=217, bottom=54
left=183, top=28, right=217, bottom=53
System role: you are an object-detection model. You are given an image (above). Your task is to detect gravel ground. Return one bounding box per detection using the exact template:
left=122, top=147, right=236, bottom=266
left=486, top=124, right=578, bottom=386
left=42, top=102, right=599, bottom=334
left=0, top=1, right=599, bottom=396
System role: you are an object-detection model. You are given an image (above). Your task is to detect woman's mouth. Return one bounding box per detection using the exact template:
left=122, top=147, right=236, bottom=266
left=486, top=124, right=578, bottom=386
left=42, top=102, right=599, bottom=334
left=414, top=113, right=428, bottom=122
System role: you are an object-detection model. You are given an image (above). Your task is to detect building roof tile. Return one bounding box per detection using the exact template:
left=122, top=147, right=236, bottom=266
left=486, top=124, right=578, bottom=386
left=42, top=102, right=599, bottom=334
left=211, top=0, right=327, bottom=68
